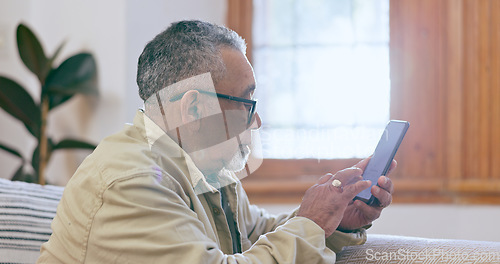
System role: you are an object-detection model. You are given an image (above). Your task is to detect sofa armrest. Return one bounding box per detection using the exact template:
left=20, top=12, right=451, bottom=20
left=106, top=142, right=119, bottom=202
left=0, top=178, right=64, bottom=264
left=336, top=234, right=500, bottom=263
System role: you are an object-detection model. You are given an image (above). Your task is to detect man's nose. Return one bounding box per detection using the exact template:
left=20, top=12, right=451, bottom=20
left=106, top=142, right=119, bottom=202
left=250, top=112, right=262, bottom=130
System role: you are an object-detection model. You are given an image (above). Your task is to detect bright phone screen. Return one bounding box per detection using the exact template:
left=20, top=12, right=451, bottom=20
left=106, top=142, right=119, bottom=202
left=356, top=120, right=409, bottom=202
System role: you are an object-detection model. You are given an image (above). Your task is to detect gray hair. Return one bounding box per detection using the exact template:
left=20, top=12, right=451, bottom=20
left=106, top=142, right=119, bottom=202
left=137, top=20, right=247, bottom=101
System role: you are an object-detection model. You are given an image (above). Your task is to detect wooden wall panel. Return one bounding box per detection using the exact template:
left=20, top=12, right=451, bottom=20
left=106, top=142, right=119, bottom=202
left=226, top=0, right=254, bottom=63
left=462, top=0, right=479, bottom=179
left=492, top=0, right=500, bottom=180
left=389, top=0, right=447, bottom=185
left=443, top=0, right=464, bottom=181
left=462, top=0, right=492, bottom=180
left=390, top=0, right=500, bottom=201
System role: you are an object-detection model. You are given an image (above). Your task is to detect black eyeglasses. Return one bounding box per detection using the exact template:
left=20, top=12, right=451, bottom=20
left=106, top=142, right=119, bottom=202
left=169, top=89, right=257, bottom=128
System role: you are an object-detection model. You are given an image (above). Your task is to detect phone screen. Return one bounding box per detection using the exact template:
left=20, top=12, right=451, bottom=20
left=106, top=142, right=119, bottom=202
left=355, top=120, right=409, bottom=204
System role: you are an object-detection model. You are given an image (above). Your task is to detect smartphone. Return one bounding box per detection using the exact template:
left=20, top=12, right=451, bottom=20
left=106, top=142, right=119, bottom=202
left=355, top=120, right=410, bottom=205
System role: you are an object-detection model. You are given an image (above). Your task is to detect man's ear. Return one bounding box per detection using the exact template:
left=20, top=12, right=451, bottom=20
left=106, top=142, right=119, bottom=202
left=180, top=90, right=201, bottom=130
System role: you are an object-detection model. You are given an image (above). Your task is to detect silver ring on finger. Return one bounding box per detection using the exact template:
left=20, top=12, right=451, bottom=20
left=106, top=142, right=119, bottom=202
left=332, top=179, right=342, bottom=187
left=331, top=179, right=344, bottom=192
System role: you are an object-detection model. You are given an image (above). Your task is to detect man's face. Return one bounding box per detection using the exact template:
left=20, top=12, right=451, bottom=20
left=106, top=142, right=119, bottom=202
left=191, top=48, right=260, bottom=175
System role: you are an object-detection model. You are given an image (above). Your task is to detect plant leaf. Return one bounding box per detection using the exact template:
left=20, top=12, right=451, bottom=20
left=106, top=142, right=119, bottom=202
left=54, top=139, right=96, bottom=150
left=0, top=76, right=41, bottom=137
left=47, top=40, right=66, bottom=67
left=11, top=164, right=25, bottom=181
left=11, top=164, right=35, bottom=183
left=16, top=24, right=49, bottom=82
left=45, top=53, right=98, bottom=96
left=49, top=93, right=73, bottom=110
left=46, top=45, right=75, bottom=110
left=32, top=138, right=95, bottom=177
left=45, top=41, right=66, bottom=93
left=0, top=142, right=24, bottom=160
left=31, top=145, right=39, bottom=177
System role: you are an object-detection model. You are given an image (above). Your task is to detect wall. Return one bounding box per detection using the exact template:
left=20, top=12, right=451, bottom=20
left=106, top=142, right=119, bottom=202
left=124, top=0, right=227, bottom=121
left=0, top=0, right=226, bottom=185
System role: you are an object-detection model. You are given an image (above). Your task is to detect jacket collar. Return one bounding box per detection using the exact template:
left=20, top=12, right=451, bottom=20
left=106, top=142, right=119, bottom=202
left=135, top=109, right=237, bottom=194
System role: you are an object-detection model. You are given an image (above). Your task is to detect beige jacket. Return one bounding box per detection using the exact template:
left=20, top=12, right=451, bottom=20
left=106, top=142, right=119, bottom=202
left=38, top=110, right=366, bottom=263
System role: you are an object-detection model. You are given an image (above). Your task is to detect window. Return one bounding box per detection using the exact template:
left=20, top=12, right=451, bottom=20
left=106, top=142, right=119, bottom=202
left=252, top=0, right=390, bottom=159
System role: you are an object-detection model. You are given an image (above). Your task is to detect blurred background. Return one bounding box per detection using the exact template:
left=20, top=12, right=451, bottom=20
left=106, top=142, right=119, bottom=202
left=1, top=0, right=499, bottom=242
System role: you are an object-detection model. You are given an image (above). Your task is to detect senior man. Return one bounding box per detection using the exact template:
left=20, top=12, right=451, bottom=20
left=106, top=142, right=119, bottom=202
left=38, top=20, right=395, bottom=263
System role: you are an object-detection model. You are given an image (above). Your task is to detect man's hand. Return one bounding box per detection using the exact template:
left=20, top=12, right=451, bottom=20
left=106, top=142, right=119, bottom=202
left=337, top=158, right=396, bottom=232
left=297, top=168, right=371, bottom=237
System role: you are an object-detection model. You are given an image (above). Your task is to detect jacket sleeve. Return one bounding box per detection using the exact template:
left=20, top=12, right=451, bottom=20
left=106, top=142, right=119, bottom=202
left=326, top=229, right=367, bottom=253
left=82, top=175, right=336, bottom=264
left=236, top=183, right=367, bottom=255
left=236, top=183, right=299, bottom=245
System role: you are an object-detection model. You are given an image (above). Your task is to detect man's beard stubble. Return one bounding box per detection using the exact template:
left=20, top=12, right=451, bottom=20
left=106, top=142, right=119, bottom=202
left=224, top=144, right=251, bottom=172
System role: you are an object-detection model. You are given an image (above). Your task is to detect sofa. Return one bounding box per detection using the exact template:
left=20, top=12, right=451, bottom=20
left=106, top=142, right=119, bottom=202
left=1, top=178, right=499, bottom=264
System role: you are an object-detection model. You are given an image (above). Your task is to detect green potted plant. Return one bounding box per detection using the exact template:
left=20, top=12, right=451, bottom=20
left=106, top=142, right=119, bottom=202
left=0, top=23, right=98, bottom=185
